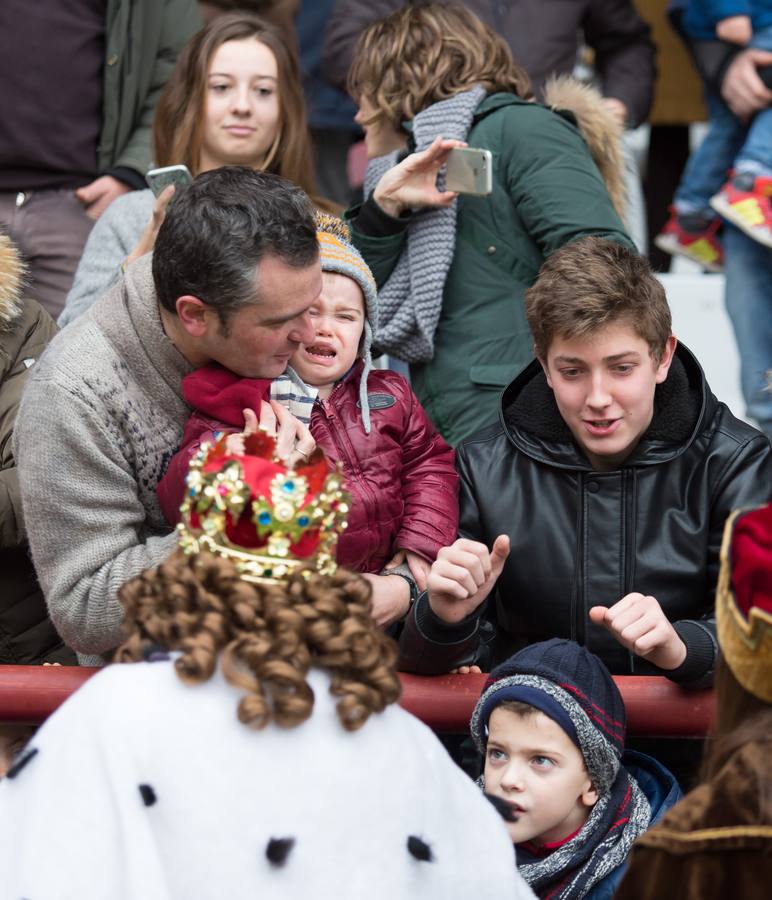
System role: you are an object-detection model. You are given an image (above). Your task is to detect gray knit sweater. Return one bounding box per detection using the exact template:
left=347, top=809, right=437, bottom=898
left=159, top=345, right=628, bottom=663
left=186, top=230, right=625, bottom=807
left=14, top=255, right=193, bottom=663
left=59, top=190, right=154, bottom=327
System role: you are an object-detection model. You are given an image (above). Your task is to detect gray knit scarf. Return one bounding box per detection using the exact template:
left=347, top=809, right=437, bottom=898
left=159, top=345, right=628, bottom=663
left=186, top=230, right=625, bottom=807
left=363, top=85, right=486, bottom=363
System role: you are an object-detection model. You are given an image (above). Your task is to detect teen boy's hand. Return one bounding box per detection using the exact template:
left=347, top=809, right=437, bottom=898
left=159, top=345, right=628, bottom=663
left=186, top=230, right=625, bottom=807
left=589, top=594, right=687, bottom=671
left=426, top=535, right=510, bottom=625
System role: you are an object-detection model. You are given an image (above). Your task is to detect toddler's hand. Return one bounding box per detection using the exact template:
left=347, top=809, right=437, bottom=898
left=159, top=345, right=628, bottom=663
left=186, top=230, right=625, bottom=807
left=384, top=548, right=431, bottom=591
left=717, top=15, right=752, bottom=45
left=589, top=593, right=687, bottom=671
left=225, top=408, right=259, bottom=455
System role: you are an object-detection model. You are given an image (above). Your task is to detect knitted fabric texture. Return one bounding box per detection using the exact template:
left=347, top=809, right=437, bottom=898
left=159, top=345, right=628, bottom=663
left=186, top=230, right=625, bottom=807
left=13, top=254, right=192, bottom=664
left=512, top=769, right=651, bottom=899
left=470, top=639, right=625, bottom=795
left=316, top=215, right=378, bottom=432
left=363, top=85, right=486, bottom=363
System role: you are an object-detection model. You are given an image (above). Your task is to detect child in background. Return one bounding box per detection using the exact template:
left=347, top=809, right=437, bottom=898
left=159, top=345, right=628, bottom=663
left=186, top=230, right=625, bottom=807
left=157, top=215, right=458, bottom=622
left=471, top=638, right=680, bottom=899
left=655, top=1, right=772, bottom=268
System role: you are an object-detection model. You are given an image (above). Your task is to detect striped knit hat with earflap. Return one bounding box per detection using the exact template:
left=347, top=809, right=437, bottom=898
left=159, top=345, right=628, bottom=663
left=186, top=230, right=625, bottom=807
left=470, top=638, right=626, bottom=797
left=315, top=213, right=379, bottom=434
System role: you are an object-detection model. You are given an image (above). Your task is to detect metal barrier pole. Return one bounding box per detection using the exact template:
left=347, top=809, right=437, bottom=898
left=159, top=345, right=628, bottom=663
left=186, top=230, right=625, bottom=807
left=0, top=665, right=714, bottom=736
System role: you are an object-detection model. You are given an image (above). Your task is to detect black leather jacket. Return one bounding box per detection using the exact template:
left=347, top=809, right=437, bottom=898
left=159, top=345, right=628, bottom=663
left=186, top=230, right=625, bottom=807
left=398, top=345, right=772, bottom=686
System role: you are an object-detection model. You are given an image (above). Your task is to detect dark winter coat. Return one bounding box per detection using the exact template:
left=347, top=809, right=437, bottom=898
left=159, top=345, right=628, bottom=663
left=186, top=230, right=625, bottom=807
left=397, top=344, right=772, bottom=686
left=349, top=92, right=632, bottom=446
left=158, top=361, right=459, bottom=573
left=322, top=0, right=656, bottom=127
left=0, top=235, right=74, bottom=663
left=614, top=740, right=772, bottom=900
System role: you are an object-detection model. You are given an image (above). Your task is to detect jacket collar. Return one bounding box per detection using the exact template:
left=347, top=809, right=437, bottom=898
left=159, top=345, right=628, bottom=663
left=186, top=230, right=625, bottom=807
left=500, top=343, right=711, bottom=470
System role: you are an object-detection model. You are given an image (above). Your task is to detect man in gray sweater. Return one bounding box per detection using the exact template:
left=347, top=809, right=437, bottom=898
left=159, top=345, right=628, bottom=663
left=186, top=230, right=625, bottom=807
left=14, top=168, right=321, bottom=663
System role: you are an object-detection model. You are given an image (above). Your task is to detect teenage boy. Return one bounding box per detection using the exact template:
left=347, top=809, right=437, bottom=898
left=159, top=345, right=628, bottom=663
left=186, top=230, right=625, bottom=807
left=398, top=237, right=772, bottom=687
left=472, top=639, right=680, bottom=897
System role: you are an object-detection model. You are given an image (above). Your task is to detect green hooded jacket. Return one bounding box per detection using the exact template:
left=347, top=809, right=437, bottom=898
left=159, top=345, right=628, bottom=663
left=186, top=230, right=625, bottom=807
left=99, top=0, right=202, bottom=176
left=349, top=93, right=634, bottom=445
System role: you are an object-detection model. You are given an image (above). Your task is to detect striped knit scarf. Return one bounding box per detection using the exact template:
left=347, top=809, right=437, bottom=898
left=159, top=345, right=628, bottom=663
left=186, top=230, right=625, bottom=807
left=512, top=769, right=650, bottom=899
left=363, top=85, right=486, bottom=363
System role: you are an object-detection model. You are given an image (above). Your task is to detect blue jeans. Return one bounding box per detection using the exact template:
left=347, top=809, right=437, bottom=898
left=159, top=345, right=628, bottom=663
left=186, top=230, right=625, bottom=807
left=724, top=225, right=772, bottom=435
left=675, top=26, right=772, bottom=216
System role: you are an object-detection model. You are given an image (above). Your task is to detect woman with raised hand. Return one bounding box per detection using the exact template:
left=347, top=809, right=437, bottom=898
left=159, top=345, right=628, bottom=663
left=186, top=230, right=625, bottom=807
left=0, top=434, right=533, bottom=900
left=60, top=12, right=328, bottom=326
left=345, top=4, right=633, bottom=445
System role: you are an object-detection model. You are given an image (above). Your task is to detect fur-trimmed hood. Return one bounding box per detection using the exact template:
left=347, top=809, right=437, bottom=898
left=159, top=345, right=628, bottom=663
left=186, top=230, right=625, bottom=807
left=543, top=75, right=626, bottom=221
left=0, top=233, right=25, bottom=333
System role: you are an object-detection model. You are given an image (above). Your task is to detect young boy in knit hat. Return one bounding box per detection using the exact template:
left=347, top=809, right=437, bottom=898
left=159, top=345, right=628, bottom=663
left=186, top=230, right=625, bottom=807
left=157, top=214, right=458, bottom=625
left=471, top=638, right=680, bottom=899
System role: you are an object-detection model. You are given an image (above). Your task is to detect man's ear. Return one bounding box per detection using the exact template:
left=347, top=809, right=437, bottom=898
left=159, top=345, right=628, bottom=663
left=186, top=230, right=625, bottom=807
left=654, top=334, right=678, bottom=384
left=175, top=295, right=211, bottom=338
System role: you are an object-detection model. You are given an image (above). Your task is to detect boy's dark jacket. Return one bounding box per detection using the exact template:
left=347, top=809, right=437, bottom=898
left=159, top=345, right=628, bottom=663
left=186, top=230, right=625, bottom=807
left=398, top=344, right=772, bottom=685
left=158, top=361, right=459, bottom=574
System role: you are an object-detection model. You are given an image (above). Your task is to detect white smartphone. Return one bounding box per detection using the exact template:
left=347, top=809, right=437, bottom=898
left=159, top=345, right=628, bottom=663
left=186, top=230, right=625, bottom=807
left=445, top=147, right=492, bottom=196
left=146, top=164, right=193, bottom=197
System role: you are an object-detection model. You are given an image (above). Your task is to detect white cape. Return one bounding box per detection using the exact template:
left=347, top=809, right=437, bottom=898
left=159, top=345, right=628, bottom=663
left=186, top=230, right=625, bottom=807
left=0, top=661, right=534, bottom=900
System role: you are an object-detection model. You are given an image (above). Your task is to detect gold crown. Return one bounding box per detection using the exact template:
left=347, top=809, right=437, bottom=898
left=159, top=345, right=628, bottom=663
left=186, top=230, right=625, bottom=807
left=177, top=431, right=350, bottom=584
left=717, top=506, right=772, bottom=704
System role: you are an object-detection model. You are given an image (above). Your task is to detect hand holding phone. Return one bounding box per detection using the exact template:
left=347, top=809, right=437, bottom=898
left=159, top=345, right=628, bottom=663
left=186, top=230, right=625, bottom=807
left=146, top=164, right=192, bottom=197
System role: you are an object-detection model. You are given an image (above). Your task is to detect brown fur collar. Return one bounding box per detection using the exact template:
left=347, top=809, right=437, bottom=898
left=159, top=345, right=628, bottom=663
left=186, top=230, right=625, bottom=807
left=543, top=76, right=626, bottom=222
left=0, top=233, right=25, bottom=333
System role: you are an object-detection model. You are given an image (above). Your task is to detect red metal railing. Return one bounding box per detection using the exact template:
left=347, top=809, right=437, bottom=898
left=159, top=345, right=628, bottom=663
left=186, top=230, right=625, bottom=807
left=0, top=666, right=714, bottom=737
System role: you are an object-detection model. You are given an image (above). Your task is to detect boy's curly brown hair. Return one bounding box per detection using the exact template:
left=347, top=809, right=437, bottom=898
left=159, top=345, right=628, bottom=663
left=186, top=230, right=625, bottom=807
left=113, top=550, right=401, bottom=732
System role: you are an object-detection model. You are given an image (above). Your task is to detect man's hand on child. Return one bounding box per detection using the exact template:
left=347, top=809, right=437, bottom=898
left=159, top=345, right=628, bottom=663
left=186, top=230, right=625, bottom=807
left=384, top=549, right=431, bottom=591
left=426, top=535, right=510, bottom=625
left=716, top=15, right=752, bottom=46
left=259, top=399, right=316, bottom=468
left=589, top=594, right=687, bottom=671
left=722, top=48, right=772, bottom=118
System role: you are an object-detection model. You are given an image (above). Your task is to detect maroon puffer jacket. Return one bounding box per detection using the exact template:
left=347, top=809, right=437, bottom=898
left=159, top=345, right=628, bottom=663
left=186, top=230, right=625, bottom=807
left=158, top=362, right=459, bottom=573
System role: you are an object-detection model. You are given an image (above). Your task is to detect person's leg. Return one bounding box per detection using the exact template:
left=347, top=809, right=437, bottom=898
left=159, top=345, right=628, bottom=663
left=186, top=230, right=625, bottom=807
left=674, top=89, right=746, bottom=216
left=0, top=189, right=93, bottom=319
left=723, top=224, right=772, bottom=438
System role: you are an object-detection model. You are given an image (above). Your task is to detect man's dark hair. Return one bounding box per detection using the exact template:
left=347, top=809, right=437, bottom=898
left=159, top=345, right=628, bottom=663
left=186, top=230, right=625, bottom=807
left=152, top=167, right=319, bottom=322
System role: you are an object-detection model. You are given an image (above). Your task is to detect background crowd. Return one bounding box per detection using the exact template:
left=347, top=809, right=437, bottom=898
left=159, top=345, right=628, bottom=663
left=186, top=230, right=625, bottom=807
left=0, top=1, right=770, bottom=897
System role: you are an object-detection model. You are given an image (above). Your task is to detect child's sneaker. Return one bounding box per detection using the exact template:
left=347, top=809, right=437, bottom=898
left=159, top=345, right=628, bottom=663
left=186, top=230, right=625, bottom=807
left=710, top=173, right=772, bottom=249
left=654, top=209, right=724, bottom=272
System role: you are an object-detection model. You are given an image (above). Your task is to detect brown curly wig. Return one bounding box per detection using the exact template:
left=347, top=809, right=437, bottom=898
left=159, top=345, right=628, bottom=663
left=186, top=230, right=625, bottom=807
left=113, top=550, right=401, bottom=732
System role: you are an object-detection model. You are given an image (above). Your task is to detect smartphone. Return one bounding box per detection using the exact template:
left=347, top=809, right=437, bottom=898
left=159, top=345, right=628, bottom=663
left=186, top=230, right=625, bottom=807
left=146, top=164, right=192, bottom=197
left=445, top=148, right=492, bottom=196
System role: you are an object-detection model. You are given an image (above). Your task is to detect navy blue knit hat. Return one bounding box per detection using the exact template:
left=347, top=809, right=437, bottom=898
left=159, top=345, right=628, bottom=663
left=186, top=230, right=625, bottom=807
left=470, top=639, right=626, bottom=796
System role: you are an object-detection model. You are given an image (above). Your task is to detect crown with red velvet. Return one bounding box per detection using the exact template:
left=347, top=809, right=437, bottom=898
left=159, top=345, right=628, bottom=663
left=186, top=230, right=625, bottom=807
left=717, top=504, right=772, bottom=703
left=177, top=431, right=350, bottom=583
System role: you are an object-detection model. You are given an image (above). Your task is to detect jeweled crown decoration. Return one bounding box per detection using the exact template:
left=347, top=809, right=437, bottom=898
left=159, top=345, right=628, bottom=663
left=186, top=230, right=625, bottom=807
left=177, top=430, right=350, bottom=583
